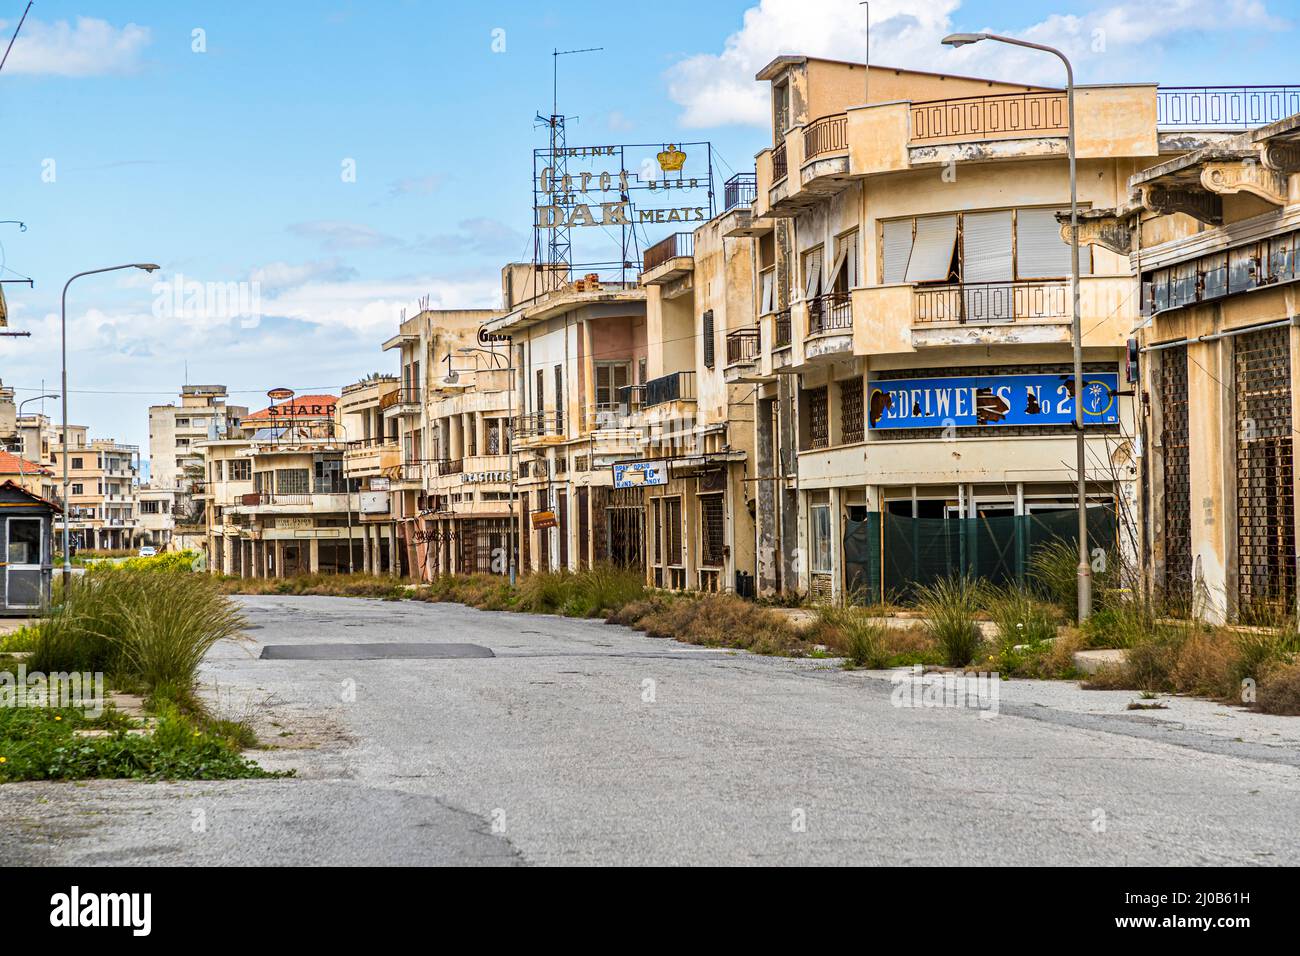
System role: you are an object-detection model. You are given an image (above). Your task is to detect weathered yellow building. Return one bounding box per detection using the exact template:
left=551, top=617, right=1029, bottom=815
left=1132, top=109, right=1300, bottom=622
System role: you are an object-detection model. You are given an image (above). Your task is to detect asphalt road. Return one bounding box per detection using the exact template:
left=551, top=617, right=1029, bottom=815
left=4, top=594, right=1299, bottom=866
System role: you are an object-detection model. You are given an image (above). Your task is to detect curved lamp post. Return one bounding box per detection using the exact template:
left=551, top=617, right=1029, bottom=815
left=60, top=264, right=160, bottom=584
left=941, top=33, right=1091, bottom=622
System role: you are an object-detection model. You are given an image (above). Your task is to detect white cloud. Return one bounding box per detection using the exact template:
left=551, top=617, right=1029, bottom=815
left=288, top=220, right=401, bottom=251
left=248, top=258, right=359, bottom=293
left=420, top=218, right=527, bottom=257
left=667, top=0, right=1291, bottom=127
left=0, top=16, right=151, bottom=77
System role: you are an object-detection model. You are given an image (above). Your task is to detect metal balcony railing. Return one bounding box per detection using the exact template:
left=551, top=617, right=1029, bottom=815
left=723, top=172, right=757, bottom=211
left=807, top=292, right=853, bottom=335
left=587, top=403, right=633, bottom=430
left=725, top=327, right=760, bottom=365
left=773, top=309, right=792, bottom=349
left=1156, top=86, right=1300, bottom=129
left=643, top=370, right=697, bottom=408
left=642, top=232, right=694, bottom=273
left=512, top=412, right=565, bottom=440
left=771, top=141, right=788, bottom=183
left=425, top=458, right=463, bottom=477
left=345, top=436, right=397, bottom=451
left=910, top=91, right=1068, bottom=145
left=804, top=114, right=848, bottom=160
left=380, top=387, right=422, bottom=411
left=912, top=280, right=1068, bottom=325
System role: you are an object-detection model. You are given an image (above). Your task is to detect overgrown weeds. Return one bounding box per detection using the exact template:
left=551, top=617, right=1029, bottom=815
left=915, top=577, right=985, bottom=666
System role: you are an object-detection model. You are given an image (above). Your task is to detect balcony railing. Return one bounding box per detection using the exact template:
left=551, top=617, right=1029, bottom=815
left=587, top=402, right=633, bottom=430
left=425, top=458, right=464, bottom=477
left=910, top=91, right=1068, bottom=145
left=380, top=387, right=422, bottom=411
left=1156, top=86, right=1300, bottom=129
left=723, top=172, right=757, bottom=211
left=807, top=292, right=853, bottom=335
left=642, top=232, right=694, bottom=273
left=725, top=327, right=760, bottom=365
left=804, top=114, right=848, bottom=160
left=644, top=370, right=697, bottom=408
left=772, top=141, right=788, bottom=183
left=773, top=309, right=792, bottom=349
left=346, top=436, right=397, bottom=451
left=512, top=412, right=565, bottom=440
left=913, top=281, right=1068, bottom=325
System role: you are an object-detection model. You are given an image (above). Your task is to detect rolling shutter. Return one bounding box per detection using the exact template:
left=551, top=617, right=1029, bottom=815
left=962, top=210, right=1013, bottom=283
left=904, top=215, right=957, bottom=283
left=1017, top=207, right=1090, bottom=278
left=881, top=219, right=913, bottom=284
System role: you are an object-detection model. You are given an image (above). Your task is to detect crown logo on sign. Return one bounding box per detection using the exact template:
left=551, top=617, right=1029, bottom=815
left=656, top=144, right=687, bottom=173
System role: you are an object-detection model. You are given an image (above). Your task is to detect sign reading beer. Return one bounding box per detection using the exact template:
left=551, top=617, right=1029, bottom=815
left=867, top=372, right=1120, bottom=430
left=533, top=141, right=714, bottom=232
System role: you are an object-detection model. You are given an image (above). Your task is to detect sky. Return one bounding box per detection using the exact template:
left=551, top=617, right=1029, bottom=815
left=1, top=0, right=1297, bottom=461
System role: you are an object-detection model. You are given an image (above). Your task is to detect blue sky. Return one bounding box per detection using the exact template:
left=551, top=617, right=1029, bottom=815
left=1, top=0, right=1296, bottom=456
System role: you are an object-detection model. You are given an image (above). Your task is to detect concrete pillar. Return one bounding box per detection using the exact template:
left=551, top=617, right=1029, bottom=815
left=1187, top=338, right=1231, bottom=623
left=309, top=537, right=320, bottom=573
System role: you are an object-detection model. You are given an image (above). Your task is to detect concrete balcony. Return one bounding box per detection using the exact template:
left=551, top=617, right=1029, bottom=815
left=380, top=388, right=423, bottom=419
left=512, top=412, right=566, bottom=448
left=723, top=327, right=764, bottom=383
left=344, top=437, right=400, bottom=477
left=848, top=86, right=1159, bottom=176
left=852, top=276, right=1134, bottom=354
left=231, top=491, right=351, bottom=514
left=803, top=292, right=855, bottom=362
left=640, top=232, right=694, bottom=285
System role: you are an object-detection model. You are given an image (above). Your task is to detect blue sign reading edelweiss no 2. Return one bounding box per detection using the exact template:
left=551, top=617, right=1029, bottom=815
left=868, top=372, right=1119, bottom=430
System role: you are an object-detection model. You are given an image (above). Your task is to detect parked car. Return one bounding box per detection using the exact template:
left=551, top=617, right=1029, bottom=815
left=137, top=546, right=158, bottom=558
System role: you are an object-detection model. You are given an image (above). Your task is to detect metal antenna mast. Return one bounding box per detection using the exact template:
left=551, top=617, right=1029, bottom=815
left=540, top=46, right=602, bottom=293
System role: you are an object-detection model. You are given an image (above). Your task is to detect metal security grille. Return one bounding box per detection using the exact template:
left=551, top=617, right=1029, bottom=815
left=807, top=386, right=829, bottom=449
left=577, top=487, right=589, bottom=570
left=1159, top=345, right=1193, bottom=608
left=700, top=494, right=725, bottom=566
left=1235, top=327, right=1295, bottom=620
left=664, top=496, right=683, bottom=565
left=839, top=378, right=864, bottom=444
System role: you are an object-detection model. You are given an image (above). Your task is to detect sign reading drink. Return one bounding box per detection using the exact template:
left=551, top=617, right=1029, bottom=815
left=867, top=372, right=1119, bottom=430
left=534, top=142, right=713, bottom=230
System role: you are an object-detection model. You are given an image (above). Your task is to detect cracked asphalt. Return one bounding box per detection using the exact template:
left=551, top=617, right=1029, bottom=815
left=3, top=594, right=1299, bottom=866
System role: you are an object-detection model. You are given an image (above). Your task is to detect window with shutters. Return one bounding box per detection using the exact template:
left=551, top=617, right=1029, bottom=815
left=802, top=247, right=824, bottom=300
left=759, top=268, right=775, bottom=314
left=486, top=418, right=500, bottom=455
left=880, top=206, right=1093, bottom=285
left=554, top=365, right=564, bottom=429
left=702, top=310, right=715, bottom=368
left=830, top=230, right=859, bottom=294
left=595, top=362, right=630, bottom=407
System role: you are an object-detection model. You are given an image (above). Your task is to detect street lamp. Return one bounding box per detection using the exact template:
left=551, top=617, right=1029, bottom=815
left=458, top=344, right=517, bottom=585
left=60, top=264, right=160, bottom=585
left=16, top=393, right=58, bottom=495
left=940, top=32, right=1092, bottom=622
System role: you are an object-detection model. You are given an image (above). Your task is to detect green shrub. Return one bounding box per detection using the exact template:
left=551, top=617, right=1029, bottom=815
left=0, top=705, right=282, bottom=782
left=985, top=587, right=1058, bottom=646
left=915, top=577, right=985, bottom=667
left=813, top=605, right=885, bottom=668
left=562, top=565, right=645, bottom=618
left=30, top=569, right=246, bottom=693
left=514, top=570, right=575, bottom=614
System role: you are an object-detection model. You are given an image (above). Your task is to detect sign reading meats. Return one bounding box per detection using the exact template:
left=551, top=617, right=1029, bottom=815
left=867, top=372, right=1119, bottom=430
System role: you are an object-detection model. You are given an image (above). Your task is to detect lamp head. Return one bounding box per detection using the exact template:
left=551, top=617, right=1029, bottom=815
left=135, top=263, right=161, bottom=273
left=941, top=33, right=988, bottom=47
